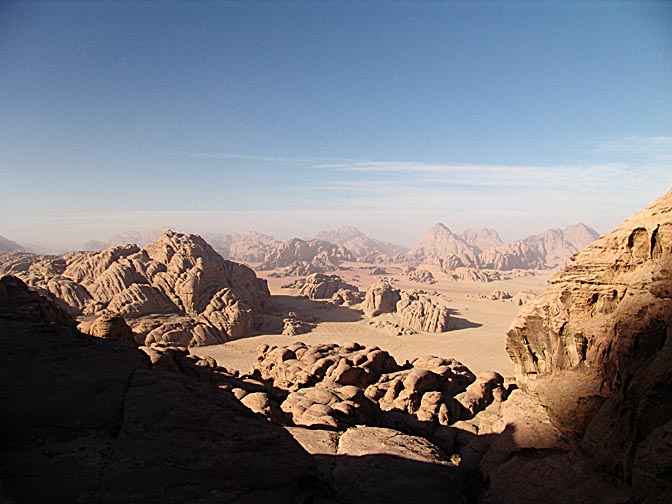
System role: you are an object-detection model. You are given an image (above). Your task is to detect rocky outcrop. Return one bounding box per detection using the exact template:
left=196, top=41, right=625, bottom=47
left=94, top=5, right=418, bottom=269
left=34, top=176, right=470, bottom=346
left=404, top=267, right=437, bottom=284
left=0, top=230, right=272, bottom=347
left=363, top=281, right=454, bottom=333
left=396, top=290, right=453, bottom=332
left=0, top=275, right=323, bottom=503
left=469, top=190, right=672, bottom=503
left=85, top=313, right=137, bottom=346
left=298, top=273, right=359, bottom=300
left=362, top=279, right=401, bottom=317
left=511, top=291, right=536, bottom=306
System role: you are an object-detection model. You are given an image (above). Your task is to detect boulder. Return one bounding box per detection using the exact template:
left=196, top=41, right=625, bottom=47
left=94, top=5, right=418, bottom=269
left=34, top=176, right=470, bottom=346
left=362, top=279, right=401, bottom=317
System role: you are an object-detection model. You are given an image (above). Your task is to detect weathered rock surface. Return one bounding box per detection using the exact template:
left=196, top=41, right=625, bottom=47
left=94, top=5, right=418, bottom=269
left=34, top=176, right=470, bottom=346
left=460, top=228, right=503, bottom=253
left=0, top=230, right=272, bottom=347
left=298, top=273, right=359, bottom=300
left=396, top=290, right=453, bottom=332
left=510, top=290, right=536, bottom=306
left=0, top=276, right=322, bottom=503
left=362, top=279, right=401, bottom=317
left=404, top=267, right=437, bottom=284
left=84, top=313, right=137, bottom=346
left=476, top=189, right=672, bottom=503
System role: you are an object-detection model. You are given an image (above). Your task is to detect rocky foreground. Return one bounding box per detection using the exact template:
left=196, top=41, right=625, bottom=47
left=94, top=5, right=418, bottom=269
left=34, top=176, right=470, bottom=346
left=1, top=190, right=671, bottom=503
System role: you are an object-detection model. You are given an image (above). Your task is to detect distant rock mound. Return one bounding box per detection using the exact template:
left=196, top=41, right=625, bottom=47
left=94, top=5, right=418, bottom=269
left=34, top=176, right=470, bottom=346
left=0, top=230, right=272, bottom=346
left=362, top=279, right=401, bottom=317
left=404, top=267, right=437, bottom=284
left=258, top=238, right=354, bottom=272
left=298, top=273, right=359, bottom=300
left=205, top=230, right=277, bottom=262
left=316, top=226, right=407, bottom=262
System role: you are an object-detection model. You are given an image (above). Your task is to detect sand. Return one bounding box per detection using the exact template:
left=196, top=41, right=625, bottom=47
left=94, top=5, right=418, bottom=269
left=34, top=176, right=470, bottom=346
left=191, top=263, right=553, bottom=377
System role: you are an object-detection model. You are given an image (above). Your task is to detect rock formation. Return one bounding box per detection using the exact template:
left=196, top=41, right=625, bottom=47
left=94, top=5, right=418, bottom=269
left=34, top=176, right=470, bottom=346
left=464, top=189, right=672, bottom=503
left=396, top=290, right=454, bottom=332
left=0, top=230, right=272, bottom=347
left=363, top=280, right=455, bottom=333
left=0, top=274, right=323, bottom=503
left=362, top=279, right=401, bottom=317
left=404, top=267, right=437, bottom=284
left=298, top=273, right=359, bottom=300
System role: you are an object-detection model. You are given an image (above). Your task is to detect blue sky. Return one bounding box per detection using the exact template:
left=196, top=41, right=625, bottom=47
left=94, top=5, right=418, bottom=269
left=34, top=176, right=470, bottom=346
left=1, top=1, right=671, bottom=249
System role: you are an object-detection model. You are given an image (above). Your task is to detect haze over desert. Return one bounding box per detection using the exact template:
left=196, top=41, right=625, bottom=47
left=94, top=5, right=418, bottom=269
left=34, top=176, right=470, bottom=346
left=1, top=1, right=671, bottom=503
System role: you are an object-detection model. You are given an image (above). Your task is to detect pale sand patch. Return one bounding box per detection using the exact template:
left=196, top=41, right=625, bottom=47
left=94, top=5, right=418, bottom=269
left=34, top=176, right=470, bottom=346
left=192, top=265, right=553, bottom=377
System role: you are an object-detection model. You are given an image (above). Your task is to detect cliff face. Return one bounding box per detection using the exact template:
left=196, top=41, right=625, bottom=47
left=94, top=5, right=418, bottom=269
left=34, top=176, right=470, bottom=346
left=506, top=189, right=672, bottom=498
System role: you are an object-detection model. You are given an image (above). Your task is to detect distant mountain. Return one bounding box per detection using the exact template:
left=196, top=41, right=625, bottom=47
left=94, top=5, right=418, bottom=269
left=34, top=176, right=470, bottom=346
left=316, top=226, right=407, bottom=261
left=409, top=222, right=601, bottom=273
left=258, top=238, right=354, bottom=273
left=0, top=235, right=25, bottom=253
left=479, top=224, right=601, bottom=270
left=204, top=231, right=277, bottom=262
left=459, top=228, right=503, bottom=253
left=83, top=229, right=166, bottom=251
left=407, top=223, right=480, bottom=270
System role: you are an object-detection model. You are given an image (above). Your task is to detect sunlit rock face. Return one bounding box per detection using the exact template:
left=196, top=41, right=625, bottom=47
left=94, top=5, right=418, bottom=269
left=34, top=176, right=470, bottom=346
left=0, top=230, right=271, bottom=346
left=507, top=189, right=672, bottom=500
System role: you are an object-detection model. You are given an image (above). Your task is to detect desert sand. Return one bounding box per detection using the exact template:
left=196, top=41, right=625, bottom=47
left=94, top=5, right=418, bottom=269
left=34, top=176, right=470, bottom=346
left=192, top=262, right=553, bottom=376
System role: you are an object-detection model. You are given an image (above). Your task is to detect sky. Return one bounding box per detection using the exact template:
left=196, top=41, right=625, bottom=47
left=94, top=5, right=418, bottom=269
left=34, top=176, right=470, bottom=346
left=1, top=0, right=671, bottom=250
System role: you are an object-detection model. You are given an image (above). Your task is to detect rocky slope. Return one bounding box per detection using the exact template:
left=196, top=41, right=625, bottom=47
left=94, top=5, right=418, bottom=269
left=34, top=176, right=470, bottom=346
left=0, top=230, right=273, bottom=347
left=408, top=223, right=481, bottom=271
left=464, top=189, right=672, bottom=503
left=459, top=228, right=503, bottom=253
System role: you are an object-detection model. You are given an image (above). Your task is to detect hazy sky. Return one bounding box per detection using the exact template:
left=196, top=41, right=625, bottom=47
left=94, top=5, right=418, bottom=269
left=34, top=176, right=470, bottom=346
left=1, top=1, right=671, bottom=250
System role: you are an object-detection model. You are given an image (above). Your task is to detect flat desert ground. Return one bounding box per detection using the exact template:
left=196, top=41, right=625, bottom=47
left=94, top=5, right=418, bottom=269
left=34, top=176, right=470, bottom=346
left=192, top=262, right=554, bottom=377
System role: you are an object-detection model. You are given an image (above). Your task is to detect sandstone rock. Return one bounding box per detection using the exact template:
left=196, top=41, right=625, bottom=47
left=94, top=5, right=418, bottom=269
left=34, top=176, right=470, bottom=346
left=454, top=371, right=505, bottom=419
left=404, top=267, right=437, bottom=284
left=297, top=273, right=358, bottom=300
left=86, top=314, right=137, bottom=346
left=368, top=319, right=417, bottom=336
left=331, top=287, right=364, bottom=306
left=282, top=383, right=380, bottom=429
left=0, top=231, right=273, bottom=346
left=408, top=223, right=480, bottom=271
left=396, top=290, right=453, bottom=332
left=258, top=238, right=354, bottom=272
left=332, top=426, right=460, bottom=504
left=482, top=290, right=512, bottom=301
left=511, top=290, right=536, bottom=306
left=460, top=228, right=503, bottom=253
left=499, top=190, right=672, bottom=503
left=362, top=279, right=401, bottom=317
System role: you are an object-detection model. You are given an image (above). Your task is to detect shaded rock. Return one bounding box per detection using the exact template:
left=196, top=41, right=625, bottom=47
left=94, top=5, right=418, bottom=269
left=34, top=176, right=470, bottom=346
left=85, top=313, right=137, bottom=347
left=0, top=276, right=323, bottom=503
left=404, top=267, right=437, bottom=285
left=511, top=290, right=536, bottom=306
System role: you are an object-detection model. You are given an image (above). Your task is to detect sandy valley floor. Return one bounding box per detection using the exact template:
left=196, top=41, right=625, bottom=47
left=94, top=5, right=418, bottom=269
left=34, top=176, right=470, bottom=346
left=192, top=263, right=554, bottom=377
